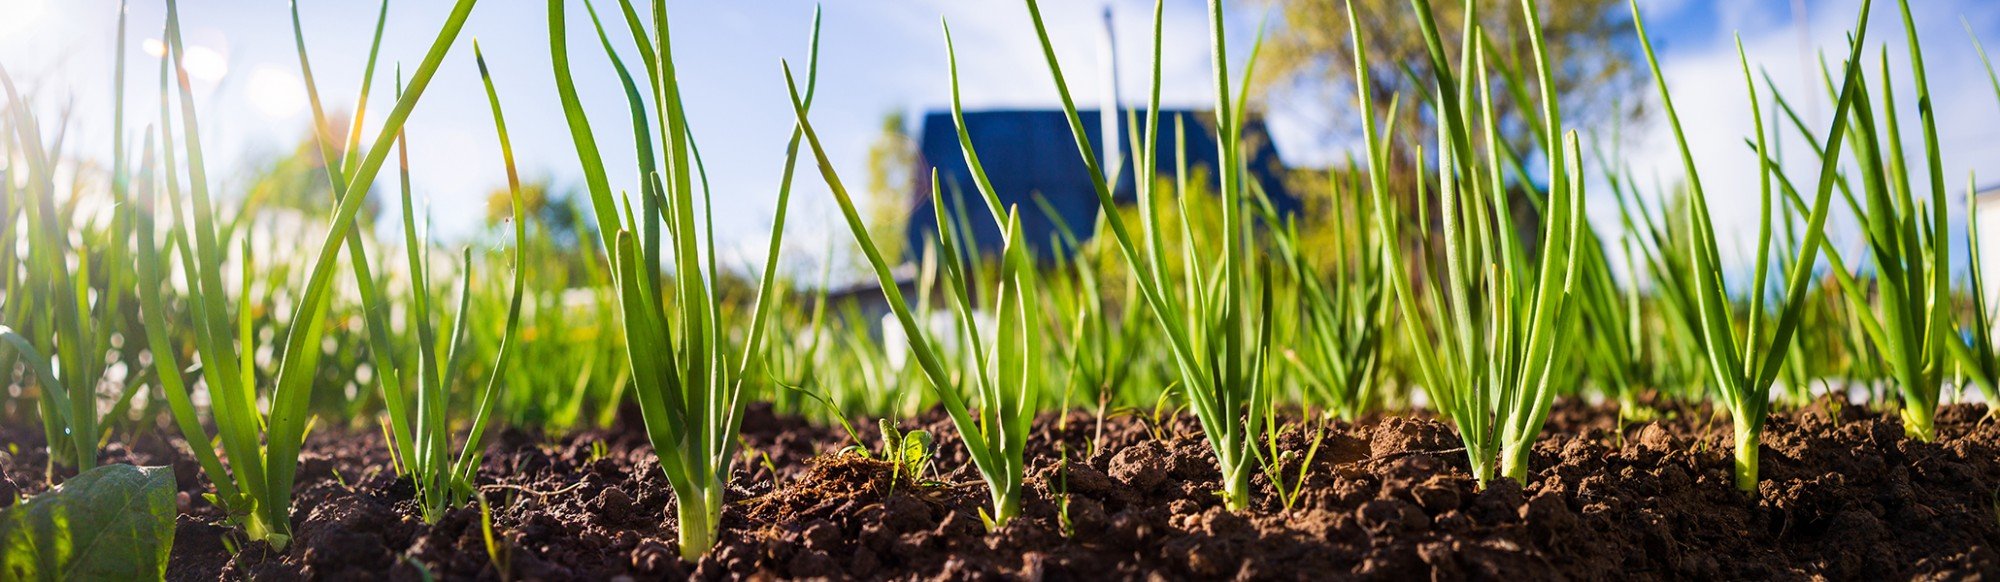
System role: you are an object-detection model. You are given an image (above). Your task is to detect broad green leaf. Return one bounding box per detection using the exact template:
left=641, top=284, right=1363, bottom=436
left=0, top=464, right=176, bottom=582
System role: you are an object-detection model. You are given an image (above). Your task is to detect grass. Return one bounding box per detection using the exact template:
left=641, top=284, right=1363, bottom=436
left=2, top=0, right=1999, bottom=567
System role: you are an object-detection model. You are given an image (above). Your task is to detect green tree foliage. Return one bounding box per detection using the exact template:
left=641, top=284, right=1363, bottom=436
left=864, top=111, right=917, bottom=264
left=242, top=115, right=380, bottom=223
left=1255, top=0, right=1643, bottom=157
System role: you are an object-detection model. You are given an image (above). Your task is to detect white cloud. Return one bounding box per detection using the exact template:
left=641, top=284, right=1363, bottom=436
left=1615, top=0, right=2000, bottom=275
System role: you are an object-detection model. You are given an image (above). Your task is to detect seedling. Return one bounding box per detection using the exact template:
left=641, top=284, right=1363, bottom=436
left=875, top=419, right=936, bottom=488
left=1946, top=26, right=2000, bottom=408
left=1630, top=0, right=1872, bottom=489
left=1013, top=0, right=1278, bottom=512
left=1351, top=0, right=1589, bottom=488
left=787, top=31, right=1043, bottom=524
left=0, top=55, right=120, bottom=474
left=548, top=0, right=822, bottom=559
left=132, top=0, right=479, bottom=549
left=476, top=492, right=512, bottom=582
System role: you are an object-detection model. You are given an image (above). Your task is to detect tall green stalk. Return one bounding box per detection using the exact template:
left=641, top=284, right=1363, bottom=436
left=0, top=71, right=101, bottom=474
left=1353, top=0, right=1589, bottom=488
left=1953, top=26, right=2000, bottom=406
left=1629, top=0, right=1872, bottom=490
left=782, top=15, right=1047, bottom=525
left=549, top=0, right=821, bottom=559
left=1758, top=0, right=1948, bottom=442
left=289, top=0, right=416, bottom=470
left=1010, top=0, right=1274, bottom=512
left=133, top=0, right=478, bottom=549
left=298, top=43, right=525, bottom=525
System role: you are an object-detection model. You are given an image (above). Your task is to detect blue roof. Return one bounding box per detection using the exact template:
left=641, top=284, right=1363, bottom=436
left=905, top=109, right=1298, bottom=261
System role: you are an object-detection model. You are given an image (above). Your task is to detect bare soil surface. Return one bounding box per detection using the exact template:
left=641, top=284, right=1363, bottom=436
left=1, top=399, right=1995, bottom=580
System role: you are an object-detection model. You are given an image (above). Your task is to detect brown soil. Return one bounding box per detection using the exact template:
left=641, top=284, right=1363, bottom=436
left=1, top=399, right=1996, bottom=580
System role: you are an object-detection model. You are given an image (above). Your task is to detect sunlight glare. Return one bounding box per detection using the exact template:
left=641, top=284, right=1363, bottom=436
left=180, top=45, right=228, bottom=81
left=0, top=0, right=46, bottom=38
left=247, top=66, right=305, bottom=119
left=139, top=38, right=228, bottom=81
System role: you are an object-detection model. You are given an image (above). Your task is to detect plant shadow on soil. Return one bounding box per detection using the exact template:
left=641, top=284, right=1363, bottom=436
left=1, top=398, right=1996, bottom=580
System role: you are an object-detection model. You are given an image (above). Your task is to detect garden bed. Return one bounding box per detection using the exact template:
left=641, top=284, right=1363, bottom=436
left=2, top=399, right=1995, bottom=580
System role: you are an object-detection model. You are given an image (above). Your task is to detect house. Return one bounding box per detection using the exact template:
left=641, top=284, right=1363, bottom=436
left=821, top=108, right=1299, bottom=342
left=903, top=108, right=1299, bottom=262
left=1977, top=184, right=2000, bottom=312
left=819, top=263, right=922, bottom=341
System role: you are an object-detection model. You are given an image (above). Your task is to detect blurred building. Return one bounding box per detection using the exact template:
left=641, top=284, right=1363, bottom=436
left=1978, top=184, right=2000, bottom=317
left=903, top=109, right=1299, bottom=262
left=823, top=108, right=1298, bottom=342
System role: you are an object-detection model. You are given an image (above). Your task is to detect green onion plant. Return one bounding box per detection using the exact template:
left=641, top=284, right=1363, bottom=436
left=1839, top=1, right=1953, bottom=441
left=1015, top=0, right=1278, bottom=512
left=132, top=0, right=478, bottom=549
left=289, top=0, right=524, bottom=524
left=1261, top=168, right=1385, bottom=422
left=1038, top=199, right=1149, bottom=452
left=784, top=14, right=1046, bottom=524
left=1951, top=29, right=2000, bottom=404
left=549, top=0, right=821, bottom=559
left=1748, top=0, right=1949, bottom=441
left=1353, top=0, right=1588, bottom=488
left=0, top=1, right=150, bottom=474
left=1952, top=173, right=2000, bottom=406
left=0, top=83, right=103, bottom=474
left=1629, top=0, right=1872, bottom=489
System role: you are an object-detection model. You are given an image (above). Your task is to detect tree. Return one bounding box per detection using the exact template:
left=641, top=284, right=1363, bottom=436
left=244, top=114, right=381, bottom=223
left=863, top=110, right=918, bottom=266
left=1255, top=0, right=1642, bottom=161
left=483, top=179, right=599, bottom=282
left=483, top=179, right=592, bottom=249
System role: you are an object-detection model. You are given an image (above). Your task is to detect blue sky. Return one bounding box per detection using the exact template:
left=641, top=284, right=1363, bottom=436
left=4, top=0, right=2000, bottom=277
left=1620, top=0, right=2000, bottom=270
